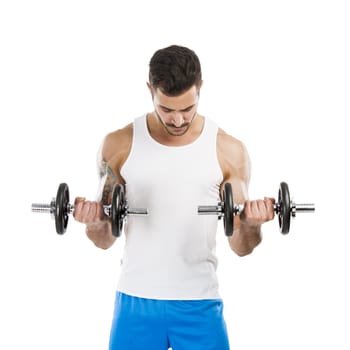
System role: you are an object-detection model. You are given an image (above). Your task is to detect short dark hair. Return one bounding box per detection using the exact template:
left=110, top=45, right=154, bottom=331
left=149, top=45, right=202, bottom=96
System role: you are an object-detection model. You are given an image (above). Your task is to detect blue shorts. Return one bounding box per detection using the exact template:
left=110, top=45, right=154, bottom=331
left=109, top=292, right=230, bottom=350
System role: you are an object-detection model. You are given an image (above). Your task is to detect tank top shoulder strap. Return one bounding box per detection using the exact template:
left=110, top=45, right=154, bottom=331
left=133, top=114, right=149, bottom=143
left=195, top=117, right=218, bottom=149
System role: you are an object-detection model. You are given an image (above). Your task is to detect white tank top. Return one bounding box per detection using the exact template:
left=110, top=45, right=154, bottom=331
left=118, top=114, right=223, bottom=300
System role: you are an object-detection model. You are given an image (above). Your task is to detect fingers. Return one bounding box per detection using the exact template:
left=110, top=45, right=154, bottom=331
left=242, top=197, right=275, bottom=224
left=264, top=196, right=275, bottom=203
left=73, top=197, right=104, bottom=223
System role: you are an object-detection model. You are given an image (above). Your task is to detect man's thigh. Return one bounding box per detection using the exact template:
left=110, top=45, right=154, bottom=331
left=167, top=299, right=231, bottom=350
left=109, top=292, right=169, bottom=350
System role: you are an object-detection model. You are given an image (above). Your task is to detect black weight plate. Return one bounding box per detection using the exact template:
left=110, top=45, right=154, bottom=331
left=55, top=183, right=70, bottom=235
left=278, top=182, right=291, bottom=234
left=111, top=184, right=125, bottom=237
left=223, top=183, right=234, bottom=236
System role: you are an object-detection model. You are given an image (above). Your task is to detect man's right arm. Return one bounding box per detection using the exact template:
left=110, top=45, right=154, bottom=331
left=73, top=124, right=133, bottom=249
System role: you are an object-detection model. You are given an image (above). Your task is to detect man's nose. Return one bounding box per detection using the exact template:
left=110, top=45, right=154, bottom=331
left=172, top=112, right=184, bottom=127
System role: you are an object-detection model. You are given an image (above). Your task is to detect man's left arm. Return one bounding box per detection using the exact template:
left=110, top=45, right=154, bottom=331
left=217, top=129, right=274, bottom=256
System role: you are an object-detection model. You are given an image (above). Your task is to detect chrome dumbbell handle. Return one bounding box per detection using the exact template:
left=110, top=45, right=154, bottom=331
left=32, top=201, right=75, bottom=217
left=198, top=203, right=244, bottom=217
left=274, top=201, right=315, bottom=216
left=102, top=204, right=148, bottom=217
left=197, top=204, right=224, bottom=216
left=32, top=201, right=55, bottom=214
left=125, top=207, right=148, bottom=216
left=289, top=202, right=315, bottom=216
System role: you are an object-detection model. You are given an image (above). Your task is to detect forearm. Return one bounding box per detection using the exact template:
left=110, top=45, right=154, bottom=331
left=86, top=220, right=116, bottom=249
left=228, top=223, right=262, bottom=257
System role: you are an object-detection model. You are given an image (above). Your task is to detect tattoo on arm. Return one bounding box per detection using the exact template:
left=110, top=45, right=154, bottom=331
left=101, top=166, right=118, bottom=205
left=106, top=166, right=117, bottom=181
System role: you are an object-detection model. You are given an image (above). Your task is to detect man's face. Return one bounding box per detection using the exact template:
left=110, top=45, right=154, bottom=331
left=150, top=85, right=201, bottom=137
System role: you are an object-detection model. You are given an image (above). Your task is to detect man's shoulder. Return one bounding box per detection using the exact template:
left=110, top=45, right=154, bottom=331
left=216, top=128, right=251, bottom=185
left=106, top=122, right=133, bottom=142
left=102, top=123, right=133, bottom=164
left=217, top=128, right=246, bottom=154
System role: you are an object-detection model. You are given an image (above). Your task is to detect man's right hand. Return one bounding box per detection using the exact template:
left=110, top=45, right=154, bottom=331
left=73, top=198, right=105, bottom=223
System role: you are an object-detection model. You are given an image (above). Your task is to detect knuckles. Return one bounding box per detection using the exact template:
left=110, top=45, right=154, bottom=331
left=73, top=199, right=104, bottom=223
left=241, top=198, right=275, bottom=223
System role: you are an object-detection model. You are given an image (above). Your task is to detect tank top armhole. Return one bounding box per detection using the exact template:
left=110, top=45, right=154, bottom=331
left=120, top=115, right=143, bottom=180
left=205, top=118, right=224, bottom=185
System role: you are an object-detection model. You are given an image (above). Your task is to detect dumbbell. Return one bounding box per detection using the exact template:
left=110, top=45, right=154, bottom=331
left=31, top=183, right=148, bottom=237
left=198, top=182, right=315, bottom=236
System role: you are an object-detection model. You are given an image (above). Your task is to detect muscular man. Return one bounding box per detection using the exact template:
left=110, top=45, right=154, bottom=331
left=74, top=45, right=275, bottom=350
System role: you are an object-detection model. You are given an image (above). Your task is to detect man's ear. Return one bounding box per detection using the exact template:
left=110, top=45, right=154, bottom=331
left=198, top=80, right=204, bottom=93
left=196, top=80, right=204, bottom=97
left=146, top=82, right=154, bottom=99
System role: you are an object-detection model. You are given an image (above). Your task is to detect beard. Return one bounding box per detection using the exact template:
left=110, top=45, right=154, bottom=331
left=155, top=111, right=197, bottom=137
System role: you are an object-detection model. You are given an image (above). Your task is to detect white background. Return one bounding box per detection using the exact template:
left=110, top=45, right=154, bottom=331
left=1, top=0, right=349, bottom=349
